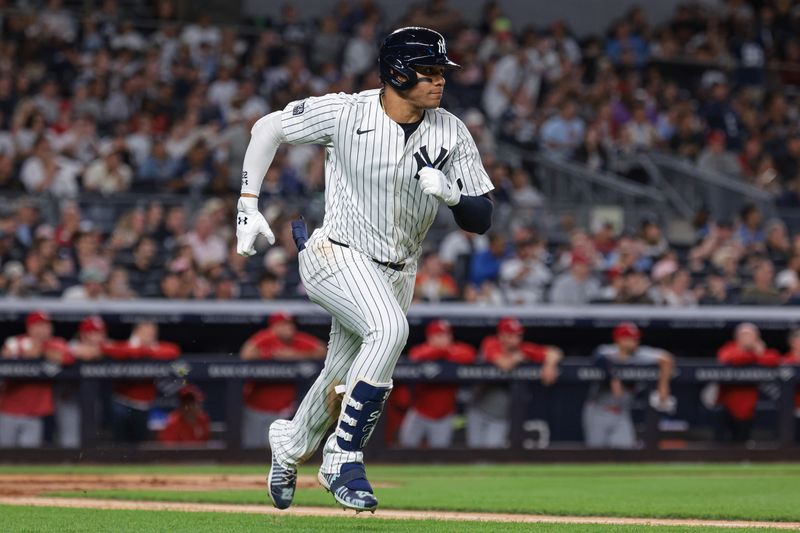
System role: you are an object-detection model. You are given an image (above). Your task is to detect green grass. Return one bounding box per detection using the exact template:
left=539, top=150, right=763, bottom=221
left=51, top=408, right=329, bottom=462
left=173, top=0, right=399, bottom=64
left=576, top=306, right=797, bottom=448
left=0, top=505, right=791, bottom=533
left=24, top=463, right=800, bottom=522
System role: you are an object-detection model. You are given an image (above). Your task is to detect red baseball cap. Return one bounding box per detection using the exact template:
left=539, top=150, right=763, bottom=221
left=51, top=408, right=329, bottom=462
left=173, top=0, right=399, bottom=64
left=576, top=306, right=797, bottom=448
left=426, top=320, right=451, bottom=337
left=613, top=322, right=641, bottom=342
left=26, top=311, right=51, bottom=329
left=268, top=312, right=293, bottom=326
left=79, top=315, right=106, bottom=334
left=497, top=317, right=523, bottom=335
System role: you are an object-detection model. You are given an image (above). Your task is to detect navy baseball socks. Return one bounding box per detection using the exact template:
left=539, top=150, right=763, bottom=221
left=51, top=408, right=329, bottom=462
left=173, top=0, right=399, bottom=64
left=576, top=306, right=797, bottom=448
left=318, top=378, right=392, bottom=513
left=267, top=420, right=297, bottom=510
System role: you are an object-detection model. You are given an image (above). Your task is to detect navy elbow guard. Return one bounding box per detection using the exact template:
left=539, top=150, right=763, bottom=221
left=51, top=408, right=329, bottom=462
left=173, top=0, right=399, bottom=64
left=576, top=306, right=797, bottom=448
left=450, top=194, right=493, bottom=234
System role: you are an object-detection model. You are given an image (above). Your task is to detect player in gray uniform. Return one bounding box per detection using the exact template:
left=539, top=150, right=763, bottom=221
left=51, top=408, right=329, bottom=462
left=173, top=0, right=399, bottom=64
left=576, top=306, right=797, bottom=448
left=582, top=322, right=675, bottom=448
left=234, top=27, right=494, bottom=512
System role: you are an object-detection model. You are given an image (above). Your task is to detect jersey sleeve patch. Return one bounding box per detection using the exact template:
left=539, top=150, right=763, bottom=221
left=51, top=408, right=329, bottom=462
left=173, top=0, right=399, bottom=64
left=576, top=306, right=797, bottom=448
left=292, top=100, right=306, bottom=116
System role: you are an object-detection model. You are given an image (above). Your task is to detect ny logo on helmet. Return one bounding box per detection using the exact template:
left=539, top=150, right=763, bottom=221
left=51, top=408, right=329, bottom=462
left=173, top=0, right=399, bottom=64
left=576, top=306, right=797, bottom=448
left=412, top=145, right=451, bottom=179
left=437, top=39, right=446, bottom=54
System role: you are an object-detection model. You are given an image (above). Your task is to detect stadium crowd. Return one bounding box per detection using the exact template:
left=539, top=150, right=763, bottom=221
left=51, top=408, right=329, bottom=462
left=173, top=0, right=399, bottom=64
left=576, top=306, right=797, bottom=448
left=1, top=0, right=800, bottom=306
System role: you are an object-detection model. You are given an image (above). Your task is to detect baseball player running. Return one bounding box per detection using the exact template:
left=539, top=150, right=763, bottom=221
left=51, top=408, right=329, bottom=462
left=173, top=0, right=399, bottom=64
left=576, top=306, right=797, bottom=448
left=235, top=27, right=494, bottom=512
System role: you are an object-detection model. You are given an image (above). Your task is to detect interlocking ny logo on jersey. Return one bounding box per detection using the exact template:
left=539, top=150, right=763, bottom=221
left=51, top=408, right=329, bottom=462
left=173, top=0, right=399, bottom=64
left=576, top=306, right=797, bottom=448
left=413, top=145, right=451, bottom=179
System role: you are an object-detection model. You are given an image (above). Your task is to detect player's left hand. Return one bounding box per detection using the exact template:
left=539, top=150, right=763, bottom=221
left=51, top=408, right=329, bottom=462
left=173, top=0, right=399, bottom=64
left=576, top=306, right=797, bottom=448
left=236, top=197, right=275, bottom=256
left=540, top=364, right=559, bottom=386
left=418, top=166, right=460, bottom=206
left=649, top=389, right=677, bottom=414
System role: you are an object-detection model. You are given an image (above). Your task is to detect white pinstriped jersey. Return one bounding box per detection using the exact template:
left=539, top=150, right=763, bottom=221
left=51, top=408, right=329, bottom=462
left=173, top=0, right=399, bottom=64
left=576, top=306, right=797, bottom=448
left=280, top=88, right=494, bottom=264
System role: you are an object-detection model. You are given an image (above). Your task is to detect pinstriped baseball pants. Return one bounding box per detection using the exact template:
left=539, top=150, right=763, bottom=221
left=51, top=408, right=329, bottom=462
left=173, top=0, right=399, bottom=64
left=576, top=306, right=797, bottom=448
left=270, top=235, right=415, bottom=469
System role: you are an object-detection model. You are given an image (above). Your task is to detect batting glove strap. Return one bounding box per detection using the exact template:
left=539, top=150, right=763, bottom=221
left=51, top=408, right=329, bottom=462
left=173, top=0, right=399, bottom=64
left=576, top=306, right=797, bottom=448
left=335, top=379, right=392, bottom=452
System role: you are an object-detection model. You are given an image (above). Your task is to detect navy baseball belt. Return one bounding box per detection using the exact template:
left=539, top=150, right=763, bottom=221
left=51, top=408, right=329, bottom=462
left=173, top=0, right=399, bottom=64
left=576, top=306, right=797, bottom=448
left=328, top=238, right=406, bottom=272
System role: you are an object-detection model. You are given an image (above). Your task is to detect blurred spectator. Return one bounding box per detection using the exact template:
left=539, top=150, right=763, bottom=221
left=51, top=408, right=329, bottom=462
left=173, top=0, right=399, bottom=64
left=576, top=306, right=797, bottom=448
left=716, top=323, right=781, bottom=442
left=735, top=205, right=765, bottom=251
left=137, top=141, right=179, bottom=191
left=622, top=102, right=659, bottom=151
left=54, top=201, right=82, bottom=248
left=575, top=124, right=611, bottom=172
left=699, top=80, right=742, bottom=151
left=62, top=266, right=109, bottom=300
left=467, top=318, right=562, bottom=448
left=439, top=228, right=488, bottom=281
left=660, top=269, right=698, bottom=307
left=257, top=271, right=284, bottom=300
left=739, top=258, right=780, bottom=305
left=698, top=273, right=734, bottom=305
left=549, top=253, right=600, bottom=305
left=158, top=384, right=211, bottom=444
left=239, top=313, right=325, bottom=448
left=0, top=311, right=71, bottom=448
left=540, top=99, right=585, bottom=159
left=107, top=267, right=137, bottom=299
left=669, top=112, right=705, bottom=159
left=310, top=16, right=347, bottom=70
left=499, top=238, right=551, bottom=305
left=83, top=148, right=133, bottom=195
left=482, top=37, right=543, bottom=122
left=764, top=220, right=790, bottom=265
left=606, top=21, right=648, bottom=67
left=773, top=133, right=800, bottom=184
left=126, top=238, right=163, bottom=297
left=639, top=220, right=669, bottom=262
left=399, top=320, right=476, bottom=448
left=468, top=234, right=507, bottom=286
left=20, top=136, right=81, bottom=197
left=104, top=321, right=181, bottom=444
left=583, top=322, right=674, bottom=449
left=698, top=130, right=741, bottom=177
left=185, top=212, right=226, bottom=268
left=342, top=21, right=378, bottom=77
left=614, top=269, right=655, bottom=304
left=414, top=252, right=458, bottom=303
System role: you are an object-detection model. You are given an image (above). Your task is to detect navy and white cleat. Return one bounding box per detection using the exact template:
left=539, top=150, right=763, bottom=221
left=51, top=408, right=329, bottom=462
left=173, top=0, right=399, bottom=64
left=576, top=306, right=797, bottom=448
left=267, top=424, right=297, bottom=510
left=267, top=455, right=297, bottom=510
left=318, top=462, right=378, bottom=513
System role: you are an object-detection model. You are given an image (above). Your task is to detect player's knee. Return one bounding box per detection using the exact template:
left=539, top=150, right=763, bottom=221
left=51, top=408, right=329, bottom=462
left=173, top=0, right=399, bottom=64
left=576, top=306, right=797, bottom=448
left=369, top=314, right=409, bottom=352
left=387, top=314, right=410, bottom=350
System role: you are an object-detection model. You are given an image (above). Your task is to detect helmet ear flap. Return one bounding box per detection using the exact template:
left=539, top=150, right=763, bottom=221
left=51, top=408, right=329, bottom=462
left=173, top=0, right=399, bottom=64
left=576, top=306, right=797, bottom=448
left=380, top=54, right=418, bottom=91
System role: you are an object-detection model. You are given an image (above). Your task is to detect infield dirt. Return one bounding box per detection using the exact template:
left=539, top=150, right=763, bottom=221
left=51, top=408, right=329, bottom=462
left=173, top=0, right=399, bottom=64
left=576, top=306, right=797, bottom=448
left=1, top=473, right=798, bottom=530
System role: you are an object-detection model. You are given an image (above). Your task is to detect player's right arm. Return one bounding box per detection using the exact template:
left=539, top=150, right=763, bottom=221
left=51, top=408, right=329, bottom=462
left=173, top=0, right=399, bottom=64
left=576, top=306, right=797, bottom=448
left=236, top=93, right=347, bottom=257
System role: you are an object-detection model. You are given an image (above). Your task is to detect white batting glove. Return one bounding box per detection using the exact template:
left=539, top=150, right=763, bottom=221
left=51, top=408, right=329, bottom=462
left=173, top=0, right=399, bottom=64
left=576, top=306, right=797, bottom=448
left=418, top=166, right=461, bottom=206
left=236, top=197, right=275, bottom=256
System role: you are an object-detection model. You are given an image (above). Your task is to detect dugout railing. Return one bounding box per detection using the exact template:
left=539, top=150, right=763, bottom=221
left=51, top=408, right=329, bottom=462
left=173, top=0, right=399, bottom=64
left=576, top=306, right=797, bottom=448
left=0, top=357, right=797, bottom=462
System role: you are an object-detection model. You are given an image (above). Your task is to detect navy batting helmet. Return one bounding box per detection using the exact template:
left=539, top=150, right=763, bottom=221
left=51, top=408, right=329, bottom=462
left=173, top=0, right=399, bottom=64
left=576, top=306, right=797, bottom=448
left=378, top=27, right=461, bottom=91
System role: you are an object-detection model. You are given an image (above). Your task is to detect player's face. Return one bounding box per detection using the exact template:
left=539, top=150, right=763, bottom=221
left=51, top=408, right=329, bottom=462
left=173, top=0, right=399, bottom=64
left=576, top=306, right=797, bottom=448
left=274, top=321, right=296, bottom=341
left=407, top=66, right=446, bottom=109
left=617, top=337, right=639, bottom=352
left=82, top=330, right=106, bottom=345
left=28, top=322, right=52, bottom=341
left=429, top=331, right=451, bottom=348
left=499, top=332, right=522, bottom=350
